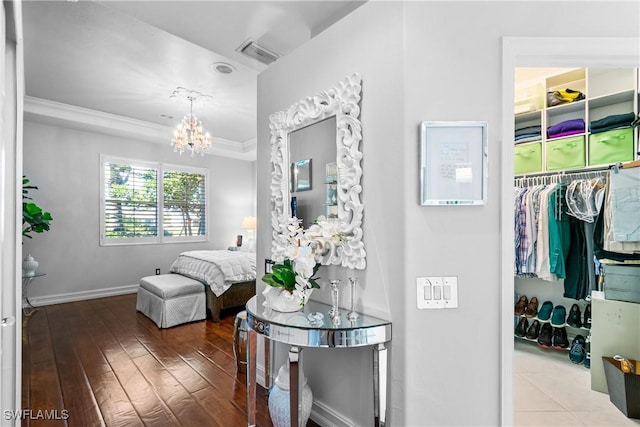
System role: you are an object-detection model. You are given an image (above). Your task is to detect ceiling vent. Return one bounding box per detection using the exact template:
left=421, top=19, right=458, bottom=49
left=236, top=39, right=279, bottom=65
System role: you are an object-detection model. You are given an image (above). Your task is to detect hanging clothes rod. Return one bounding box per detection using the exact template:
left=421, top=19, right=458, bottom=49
left=618, top=159, right=640, bottom=169
left=515, top=165, right=610, bottom=180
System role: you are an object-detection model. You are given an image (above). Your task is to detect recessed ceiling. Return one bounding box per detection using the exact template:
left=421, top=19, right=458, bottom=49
left=21, top=0, right=365, bottom=155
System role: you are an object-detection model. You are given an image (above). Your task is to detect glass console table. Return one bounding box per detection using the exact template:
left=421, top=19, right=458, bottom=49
left=245, top=295, right=392, bottom=427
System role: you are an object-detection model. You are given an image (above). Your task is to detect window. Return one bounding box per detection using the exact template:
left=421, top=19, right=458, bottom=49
left=100, top=156, right=208, bottom=245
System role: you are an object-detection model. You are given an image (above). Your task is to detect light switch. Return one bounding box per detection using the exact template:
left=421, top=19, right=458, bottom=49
left=443, top=276, right=458, bottom=308
left=424, top=286, right=432, bottom=300
left=443, top=285, right=451, bottom=300
left=433, top=285, right=442, bottom=300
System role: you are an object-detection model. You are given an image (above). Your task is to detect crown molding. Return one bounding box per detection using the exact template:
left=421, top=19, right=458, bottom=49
left=24, top=96, right=257, bottom=161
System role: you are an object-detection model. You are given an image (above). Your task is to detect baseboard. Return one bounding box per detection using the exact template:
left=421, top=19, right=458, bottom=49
left=310, top=399, right=354, bottom=427
left=28, top=284, right=138, bottom=307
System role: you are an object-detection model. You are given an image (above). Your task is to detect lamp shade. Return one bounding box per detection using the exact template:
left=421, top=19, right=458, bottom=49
left=241, top=216, right=257, bottom=230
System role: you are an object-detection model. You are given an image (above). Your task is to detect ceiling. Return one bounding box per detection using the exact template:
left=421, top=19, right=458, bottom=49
left=21, top=0, right=365, bottom=159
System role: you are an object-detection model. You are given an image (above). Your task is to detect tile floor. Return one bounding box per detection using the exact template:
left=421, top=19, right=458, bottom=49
left=514, top=339, right=640, bottom=426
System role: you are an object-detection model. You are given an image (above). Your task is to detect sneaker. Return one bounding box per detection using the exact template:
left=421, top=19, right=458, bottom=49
left=569, top=335, right=586, bottom=364
left=525, top=297, right=539, bottom=318
left=515, top=317, right=529, bottom=337
left=537, top=301, right=554, bottom=321
left=552, top=327, right=569, bottom=349
left=515, top=295, right=528, bottom=316
left=583, top=303, right=592, bottom=329
left=551, top=305, right=567, bottom=327
left=525, top=319, right=541, bottom=340
left=537, top=323, right=553, bottom=347
left=566, top=304, right=582, bottom=328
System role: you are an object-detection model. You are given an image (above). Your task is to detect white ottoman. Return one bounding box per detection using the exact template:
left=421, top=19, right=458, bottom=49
left=136, top=273, right=206, bottom=328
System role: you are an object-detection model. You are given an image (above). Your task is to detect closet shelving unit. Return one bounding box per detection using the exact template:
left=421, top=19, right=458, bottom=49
left=511, top=67, right=639, bottom=357
left=514, top=67, right=639, bottom=176
left=513, top=300, right=592, bottom=352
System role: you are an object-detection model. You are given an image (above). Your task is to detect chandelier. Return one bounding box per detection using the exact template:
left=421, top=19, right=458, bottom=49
left=171, top=94, right=212, bottom=157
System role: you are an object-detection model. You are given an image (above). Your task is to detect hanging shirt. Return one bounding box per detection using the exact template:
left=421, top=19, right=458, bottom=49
left=536, top=185, right=557, bottom=281
left=547, top=183, right=571, bottom=280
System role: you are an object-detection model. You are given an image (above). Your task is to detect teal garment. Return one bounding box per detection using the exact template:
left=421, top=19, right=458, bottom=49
left=548, top=184, right=571, bottom=279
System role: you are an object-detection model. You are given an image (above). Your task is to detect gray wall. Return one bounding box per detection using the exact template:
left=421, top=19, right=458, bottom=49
left=257, top=1, right=640, bottom=426
left=22, top=120, right=256, bottom=302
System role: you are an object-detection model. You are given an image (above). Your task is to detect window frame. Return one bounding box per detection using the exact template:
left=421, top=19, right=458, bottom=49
left=99, top=155, right=209, bottom=246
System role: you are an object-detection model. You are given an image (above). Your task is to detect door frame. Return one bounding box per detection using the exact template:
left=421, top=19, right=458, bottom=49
left=500, top=36, right=640, bottom=426
left=1, top=1, right=23, bottom=424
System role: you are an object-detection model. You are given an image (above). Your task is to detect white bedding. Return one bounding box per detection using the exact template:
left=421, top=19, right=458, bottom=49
left=169, top=250, right=256, bottom=297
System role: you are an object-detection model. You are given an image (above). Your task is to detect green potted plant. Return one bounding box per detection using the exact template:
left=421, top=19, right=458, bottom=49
left=22, top=175, right=53, bottom=239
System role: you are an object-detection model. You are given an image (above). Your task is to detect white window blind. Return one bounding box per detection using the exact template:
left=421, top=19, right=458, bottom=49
left=100, top=156, right=208, bottom=245
left=163, top=170, right=206, bottom=238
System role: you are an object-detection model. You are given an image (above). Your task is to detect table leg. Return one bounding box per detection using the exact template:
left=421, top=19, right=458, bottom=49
left=22, top=278, right=38, bottom=317
left=246, top=329, right=258, bottom=426
left=288, top=346, right=302, bottom=427
left=373, top=343, right=388, bottom=427
left=265, top=336, right=274, bottom=394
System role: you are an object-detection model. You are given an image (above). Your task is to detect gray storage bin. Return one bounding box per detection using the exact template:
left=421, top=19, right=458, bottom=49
left=603, top=264, right=640, bottom=304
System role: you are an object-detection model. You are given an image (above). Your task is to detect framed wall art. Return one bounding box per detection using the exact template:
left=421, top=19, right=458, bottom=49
left=420, top=121, right=488, bottom=206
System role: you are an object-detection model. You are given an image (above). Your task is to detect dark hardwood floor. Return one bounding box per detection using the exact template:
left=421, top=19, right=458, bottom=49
left=22, top=293, right=313, bottom=427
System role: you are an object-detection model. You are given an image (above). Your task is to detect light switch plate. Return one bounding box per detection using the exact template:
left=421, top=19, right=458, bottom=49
left=417, top=276, right=458, bottom=309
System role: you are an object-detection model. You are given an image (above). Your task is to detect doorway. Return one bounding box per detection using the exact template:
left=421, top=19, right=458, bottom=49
left=500, top=37, right=640, bottom=426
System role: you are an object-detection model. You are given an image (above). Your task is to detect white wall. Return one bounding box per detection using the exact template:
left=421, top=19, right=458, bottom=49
left=258, top=1, right=639, bottom=426
left=22, top=120, right=256, bottom=303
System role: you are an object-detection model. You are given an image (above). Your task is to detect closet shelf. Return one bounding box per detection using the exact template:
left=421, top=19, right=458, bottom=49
left=514, top=335, right=570, bottom=351
left=513, top=314, right=591, bottom=331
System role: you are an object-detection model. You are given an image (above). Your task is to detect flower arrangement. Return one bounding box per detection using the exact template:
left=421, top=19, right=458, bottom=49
left=262, top=218, right=321, bottom=307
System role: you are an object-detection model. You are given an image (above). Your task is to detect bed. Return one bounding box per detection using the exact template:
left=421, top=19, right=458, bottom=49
left=169, top=250, right=256, bottom=322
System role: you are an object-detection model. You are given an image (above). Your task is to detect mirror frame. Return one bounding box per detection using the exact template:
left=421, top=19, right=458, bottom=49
left=269, top=73, right=366, bottom=269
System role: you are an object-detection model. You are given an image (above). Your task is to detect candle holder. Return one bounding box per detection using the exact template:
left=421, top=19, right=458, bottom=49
left=329, top=279, right=341, bottom=321
left=347, top=277, right=359, bottom=321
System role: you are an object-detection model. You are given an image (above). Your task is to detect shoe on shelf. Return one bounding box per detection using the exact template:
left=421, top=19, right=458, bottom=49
left=515, top=317, right=529, bottom=337
left=515, top=295, right=528, bottom=316
left=552, top=327, right=569, bottom=349
left=525, top=319, right=541, bottom=340
left=569, top=334, right=586, bottom=364
left=584, top=303, right=592, bottom=329
left=525, top=296, right=539, bottom=318
left=537, top=323, right=553, bottom=348
left=537, top=301, right=554, bottom=321
left=566, top=303, right=582, bottom=328
left=551, top=305, right=567, bottom=326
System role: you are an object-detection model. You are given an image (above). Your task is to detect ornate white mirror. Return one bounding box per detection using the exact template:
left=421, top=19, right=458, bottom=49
left=269, top=73, right=365, bottom=269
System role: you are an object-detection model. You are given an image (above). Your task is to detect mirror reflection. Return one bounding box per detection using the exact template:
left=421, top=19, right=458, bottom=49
left=289, top=117, right=337, bottom=228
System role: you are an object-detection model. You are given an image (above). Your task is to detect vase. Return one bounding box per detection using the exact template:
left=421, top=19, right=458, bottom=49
left=268, top=364, right=313, bottom=427
left=262, top=286, right=313, bottom=313
left=22, top=254, right=39, bottom=277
